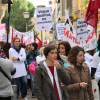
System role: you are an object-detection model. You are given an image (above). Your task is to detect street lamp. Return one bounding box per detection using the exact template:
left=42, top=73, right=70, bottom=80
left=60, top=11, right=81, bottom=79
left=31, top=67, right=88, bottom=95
left=2, top=0, right=12, bottom=57
left=37, top=5, right=45, bottom=45
left=23, top=12, right=30, bottom=32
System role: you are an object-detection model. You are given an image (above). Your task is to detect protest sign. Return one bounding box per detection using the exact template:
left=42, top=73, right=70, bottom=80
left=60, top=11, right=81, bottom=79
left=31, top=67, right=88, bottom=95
left=2, top=34, right=7, bottom=42
left=82, top=25, right=97, bottom=51
left=56, top=23, right=64, bottom=40
left=10, top=26, right=34, bottom=45
left=63, top=10, right=82, bottom=47
left=34, top=35, right=42, bottom=49
left=36, top=7, right=52, bottom=31
left=76, top=18, right=87, bottom=42
left=63, top=10, right=96, bottom=51
left=0, top=24, right=6, bottom=41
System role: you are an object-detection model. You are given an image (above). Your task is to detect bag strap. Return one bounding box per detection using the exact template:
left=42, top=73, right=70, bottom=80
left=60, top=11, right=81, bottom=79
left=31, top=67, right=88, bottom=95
left=0, top=66, right=11, bottom=82
left=32, top=62, right=37, bottom=66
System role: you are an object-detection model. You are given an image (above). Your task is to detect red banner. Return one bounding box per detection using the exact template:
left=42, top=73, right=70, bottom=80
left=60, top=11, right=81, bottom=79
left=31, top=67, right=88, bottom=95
left=84, top=0, right=100, bottom=27
left=34, top=35, right=42, bottom=49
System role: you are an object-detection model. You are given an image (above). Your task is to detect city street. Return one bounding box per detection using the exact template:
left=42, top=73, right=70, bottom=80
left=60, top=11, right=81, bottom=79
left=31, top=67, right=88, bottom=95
left=19, top=89, right=37, bottom=100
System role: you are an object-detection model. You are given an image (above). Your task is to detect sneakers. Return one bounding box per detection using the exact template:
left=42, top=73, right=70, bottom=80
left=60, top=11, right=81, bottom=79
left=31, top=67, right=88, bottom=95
left=32, top=93, right=35, bottom=98
left=24, top=97, right=28, bottom=100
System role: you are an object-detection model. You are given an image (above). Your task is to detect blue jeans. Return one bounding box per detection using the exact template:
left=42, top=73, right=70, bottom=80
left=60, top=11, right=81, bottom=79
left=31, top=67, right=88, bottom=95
left=11, top=76, right=27, bottom=98
left=29, top=71, right=34, bottom=93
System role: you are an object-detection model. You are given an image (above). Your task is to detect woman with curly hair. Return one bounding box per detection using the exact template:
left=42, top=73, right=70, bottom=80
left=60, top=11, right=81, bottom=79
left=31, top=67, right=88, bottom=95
left=57, top=41, right=71, bottom=66
left=65, top=46, right=94, bottom=100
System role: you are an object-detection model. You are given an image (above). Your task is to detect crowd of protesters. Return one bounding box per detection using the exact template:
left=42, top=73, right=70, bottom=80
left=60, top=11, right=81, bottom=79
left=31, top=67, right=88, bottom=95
left=1, top=37, right=100, bottom=100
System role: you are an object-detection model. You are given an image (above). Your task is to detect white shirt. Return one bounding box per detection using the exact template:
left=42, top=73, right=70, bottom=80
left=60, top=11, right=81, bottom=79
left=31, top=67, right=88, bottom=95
left=84, top=53, right=93, bottom=73
left=95, top=63, right=100, bottom=81
left=91, top=51, right=100, bottom=68
left=9, top=48, right=27, bottom=78
left=36, top=55, right=46, bottom=64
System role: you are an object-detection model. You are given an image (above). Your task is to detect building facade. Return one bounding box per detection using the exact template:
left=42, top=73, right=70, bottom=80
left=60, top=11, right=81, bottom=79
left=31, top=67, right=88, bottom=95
left=52, top=0, right=78, bottom=39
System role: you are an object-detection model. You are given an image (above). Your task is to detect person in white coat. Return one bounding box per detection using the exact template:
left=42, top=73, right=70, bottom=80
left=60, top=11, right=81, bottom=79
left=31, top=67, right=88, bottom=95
left=84, top=49, right=95, bottom=73
left=9, top=37, right=28, bottom=100
left=95, top=63, right=100, bottom=100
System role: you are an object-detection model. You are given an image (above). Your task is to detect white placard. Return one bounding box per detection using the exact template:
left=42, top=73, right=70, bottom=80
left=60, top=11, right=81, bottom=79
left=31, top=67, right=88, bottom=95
left=56, top=23, right=64, bottom=40
left=76, top=18, right=87, bottom=42
left=0, top=24, right=6, bottom=41
left=2, top=34, right=7, bottom=42
left=36, top=7, right=52, bottom=31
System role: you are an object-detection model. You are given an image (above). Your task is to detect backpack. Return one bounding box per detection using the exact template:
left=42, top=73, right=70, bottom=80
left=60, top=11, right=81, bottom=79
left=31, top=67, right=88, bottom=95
left=29, top=61, right=37, bottom=75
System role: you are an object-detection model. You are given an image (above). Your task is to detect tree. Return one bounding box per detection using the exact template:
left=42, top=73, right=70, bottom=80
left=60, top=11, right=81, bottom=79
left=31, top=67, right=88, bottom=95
left=1, top=0, right=35, bottom=32
left=72, top=0, right=89, bottom=20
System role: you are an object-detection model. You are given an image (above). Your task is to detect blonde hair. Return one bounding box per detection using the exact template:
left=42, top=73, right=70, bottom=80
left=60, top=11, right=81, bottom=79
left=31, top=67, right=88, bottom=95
left=40, top=47, right=44, bottom=55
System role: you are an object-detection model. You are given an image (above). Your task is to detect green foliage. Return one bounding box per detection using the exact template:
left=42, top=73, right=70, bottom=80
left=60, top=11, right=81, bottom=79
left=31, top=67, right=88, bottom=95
left=72, top=0, right=89, bottom=20
left=1, top=0, right=35, bottom=32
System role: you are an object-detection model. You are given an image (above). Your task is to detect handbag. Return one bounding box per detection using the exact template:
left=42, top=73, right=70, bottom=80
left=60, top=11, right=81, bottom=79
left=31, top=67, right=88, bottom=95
left=0, top=66, right=11, bottom=82
left=29, top=61, right=37, bottom=75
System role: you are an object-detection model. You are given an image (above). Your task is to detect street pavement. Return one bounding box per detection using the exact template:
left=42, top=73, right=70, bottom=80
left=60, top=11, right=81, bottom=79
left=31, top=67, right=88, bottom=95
left=18, top=89, right=37, bottom=100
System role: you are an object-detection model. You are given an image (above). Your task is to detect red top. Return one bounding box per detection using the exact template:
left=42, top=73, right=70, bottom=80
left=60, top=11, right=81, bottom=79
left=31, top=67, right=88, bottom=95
left=48, top=66, right=60, bottom=100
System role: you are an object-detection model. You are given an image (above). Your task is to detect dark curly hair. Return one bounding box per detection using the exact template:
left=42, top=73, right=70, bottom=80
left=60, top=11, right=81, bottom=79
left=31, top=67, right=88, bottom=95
left=68, top=46, right=85, bottom=65
left=58, top=41, right=71, bottom=56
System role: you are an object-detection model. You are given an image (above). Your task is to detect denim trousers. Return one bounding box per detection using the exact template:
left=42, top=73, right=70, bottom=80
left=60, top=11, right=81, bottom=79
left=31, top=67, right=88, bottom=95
left=28, top=71, right=34, bottom=93
left=11, top=76, right=27, bottom=98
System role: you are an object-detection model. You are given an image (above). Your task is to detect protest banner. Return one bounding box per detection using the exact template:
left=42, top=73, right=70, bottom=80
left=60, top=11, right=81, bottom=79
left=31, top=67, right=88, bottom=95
left=82, top=25, right=97, bottom=51
left=76, top=18, right=87, bottom=42
left=10, top=26, right=34, bottom=45
left=63, top=10, right=96, bottom=51
left=34, top=35, right=42, bottom=49
left=36, top=7, right=52, bottom=31
left=63, top=10, right=82, bottom=47
left=0, top=24, right=6, bottom=41
left=56, top=23, right=64, bottom=40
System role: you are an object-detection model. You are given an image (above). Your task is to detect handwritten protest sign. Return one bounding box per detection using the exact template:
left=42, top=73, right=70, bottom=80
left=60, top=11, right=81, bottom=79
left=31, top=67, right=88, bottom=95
left=36, top=7, right=52, bottom=31
left=76, top=18, right=87, bottom=42
left=56, top=23, right=64, bottom=40
left=63, top=10, right=96, bottom=51
left=0, top=24, right=6, bottom=41
left=2, top=34, right=7, bottom=42
left=10, top=26, right=34, bottom=45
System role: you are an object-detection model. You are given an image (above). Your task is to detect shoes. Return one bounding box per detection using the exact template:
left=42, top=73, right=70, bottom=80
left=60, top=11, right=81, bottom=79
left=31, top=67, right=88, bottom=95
left=18, top=91, right=22, bottom=99
left=32, top=93, right=35, bottom=98
left=24, top=97, right=28, bottom=100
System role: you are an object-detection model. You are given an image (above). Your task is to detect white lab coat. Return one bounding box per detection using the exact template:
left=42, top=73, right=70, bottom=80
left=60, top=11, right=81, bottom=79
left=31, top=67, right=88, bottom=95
left=9, top=48, right=27, bottom=78
left=84, top=53, right=93, bottom=73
